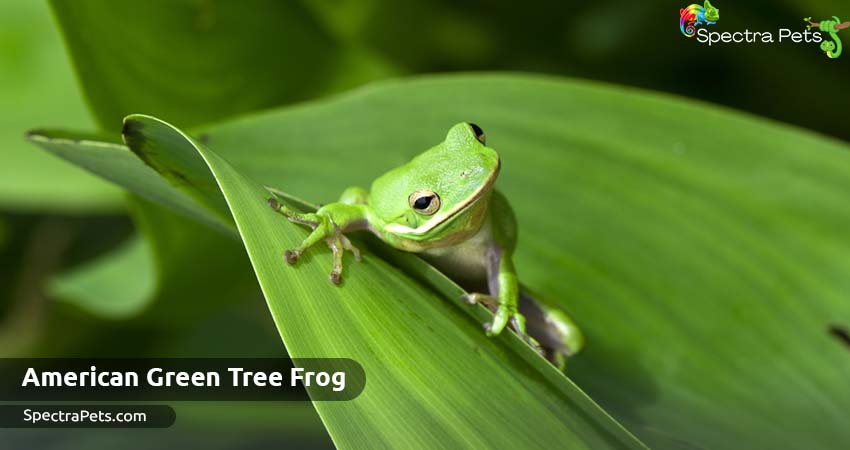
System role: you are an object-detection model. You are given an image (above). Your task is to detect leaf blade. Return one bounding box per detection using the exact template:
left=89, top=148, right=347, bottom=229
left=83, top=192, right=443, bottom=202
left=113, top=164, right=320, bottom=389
left=197, top=74, right=850, bottom=450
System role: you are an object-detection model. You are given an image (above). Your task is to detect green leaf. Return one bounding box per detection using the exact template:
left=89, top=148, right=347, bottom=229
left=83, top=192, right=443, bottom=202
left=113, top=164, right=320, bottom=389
left=117, top=113, right=644, bottom=449
left=49, top=232, right=155, bottom=319
left=28, top=74, right=850, bottom=449
left=26, top=131, right=230, bottom=232
left=49, top=0, right=395, bottom=129
left=0, top=0, right=121, bottom=212
left=176, top=402, right=330, bottom=439
left=47, top=194, right=259, bottom=323
left=200, top=74, right=850, bottom=450
left=26, top=130, right=250, bottom=324
left=126, top=196, right=259, bottom=325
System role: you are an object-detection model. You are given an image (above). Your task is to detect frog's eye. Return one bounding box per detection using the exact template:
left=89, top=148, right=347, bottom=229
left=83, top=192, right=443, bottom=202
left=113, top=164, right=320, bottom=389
left=409, top=190, right=441, bottom=215
left=469, top=123, right=486, bottom=145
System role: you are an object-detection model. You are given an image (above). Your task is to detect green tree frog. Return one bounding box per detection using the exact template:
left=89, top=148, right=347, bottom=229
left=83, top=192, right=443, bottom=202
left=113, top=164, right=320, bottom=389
left=268, top=123, right=583, bottom=366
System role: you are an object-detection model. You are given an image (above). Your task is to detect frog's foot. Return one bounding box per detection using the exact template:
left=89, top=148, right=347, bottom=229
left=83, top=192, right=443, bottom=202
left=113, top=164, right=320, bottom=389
left=268, top=198, right=361, bottom=285
left=463, top=293, right=543, bottom=354
left=515, top=291, right=585, bottom=370
left=542, top=309, right=585, bottom=359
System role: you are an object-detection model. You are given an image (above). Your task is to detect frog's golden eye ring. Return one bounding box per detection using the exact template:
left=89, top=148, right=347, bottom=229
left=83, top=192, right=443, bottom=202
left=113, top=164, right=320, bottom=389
left=469, top=123, right=486, bottom=145
left=409, top=190, right=441, bottom=215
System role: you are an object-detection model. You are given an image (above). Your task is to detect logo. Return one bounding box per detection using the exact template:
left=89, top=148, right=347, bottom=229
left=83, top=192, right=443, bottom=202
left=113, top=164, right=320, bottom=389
left=805, top=16, right=849, bottom=58
left=680, top=1, right=719, bottom=37
left=679, top=4, right=846, bottom=60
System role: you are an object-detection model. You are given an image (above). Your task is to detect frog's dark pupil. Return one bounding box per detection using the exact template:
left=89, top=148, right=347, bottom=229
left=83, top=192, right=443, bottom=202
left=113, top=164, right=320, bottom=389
left=469, top=123, right=485, bottom=144
left=413, top=195, right=433, bottom=210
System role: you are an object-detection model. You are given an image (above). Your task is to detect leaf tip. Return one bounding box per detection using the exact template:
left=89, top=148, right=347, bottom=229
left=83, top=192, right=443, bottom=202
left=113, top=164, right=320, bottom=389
left=24, top=128, right=47, bottom=141
left=121, top=116, right=147, bottom=149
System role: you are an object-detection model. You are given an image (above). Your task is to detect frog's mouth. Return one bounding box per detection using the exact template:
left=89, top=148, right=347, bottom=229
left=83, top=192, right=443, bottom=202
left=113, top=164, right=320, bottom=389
left=383, top=161, right=499, bottom=238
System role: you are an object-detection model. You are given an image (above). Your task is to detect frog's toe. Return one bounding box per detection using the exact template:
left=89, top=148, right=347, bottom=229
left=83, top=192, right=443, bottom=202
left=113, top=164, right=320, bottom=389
left=284, top=249, right=300, bottom=265
left=551, top=352, right=567, bottom=371
left=488, top=304, right=521, bottom=337
left=323, top=232, right=363, bottom=286
left=463, top=293, right=499, bottom=311
left=464, top=293, right=542, bottom=352
left=340, top=235, right=361, bottom=262
left=327, top=236, right=345, bottom=286
left=329, top=270, right=342, bottom=285
left=510, top=314, right=544, bottom=354
left=487, top=305, right=508, bottom=335
left=269, top=197, right=321, bottom=228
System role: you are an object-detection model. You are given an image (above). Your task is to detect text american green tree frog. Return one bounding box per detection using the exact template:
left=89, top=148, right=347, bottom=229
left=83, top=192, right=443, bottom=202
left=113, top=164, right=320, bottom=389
left=268, top=123, right=583, bottom=366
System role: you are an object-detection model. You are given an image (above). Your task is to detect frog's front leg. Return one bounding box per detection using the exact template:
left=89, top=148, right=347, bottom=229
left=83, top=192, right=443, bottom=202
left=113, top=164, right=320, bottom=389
left=488, top=248, right=525, bottom=336
left=464, top=247, right=537, bottom=346
left=268, top=189, right=368, bottom=285
left=459, top=235, right=523, bottom=336
left=461, top=192, right=532, bottom=340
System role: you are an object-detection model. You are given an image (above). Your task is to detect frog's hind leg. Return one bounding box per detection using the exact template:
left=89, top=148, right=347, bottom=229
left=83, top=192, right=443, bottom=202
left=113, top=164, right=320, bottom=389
left=519, top=290, right=584, bottom=370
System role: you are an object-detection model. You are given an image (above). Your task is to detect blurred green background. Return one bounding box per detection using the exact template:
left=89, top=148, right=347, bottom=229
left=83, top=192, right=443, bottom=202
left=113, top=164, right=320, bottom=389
left=1, top=0, right=847, bottom=448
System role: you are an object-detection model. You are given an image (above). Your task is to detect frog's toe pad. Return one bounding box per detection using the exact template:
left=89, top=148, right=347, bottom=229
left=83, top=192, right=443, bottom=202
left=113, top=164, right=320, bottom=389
left=284, top=250, right=300, bottom=265
left=329, top=271, right=342, bottom=285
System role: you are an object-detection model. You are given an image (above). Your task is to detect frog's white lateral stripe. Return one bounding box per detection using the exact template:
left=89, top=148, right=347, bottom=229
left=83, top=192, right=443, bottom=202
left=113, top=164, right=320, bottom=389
left=383, top=161, right=499, bottom=236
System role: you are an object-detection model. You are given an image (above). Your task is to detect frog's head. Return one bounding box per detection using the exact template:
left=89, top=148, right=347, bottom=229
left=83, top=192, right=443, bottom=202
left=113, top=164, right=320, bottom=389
left=370, top=122, right=500, bottom=250
left=704, top=1, right=719, bottom=22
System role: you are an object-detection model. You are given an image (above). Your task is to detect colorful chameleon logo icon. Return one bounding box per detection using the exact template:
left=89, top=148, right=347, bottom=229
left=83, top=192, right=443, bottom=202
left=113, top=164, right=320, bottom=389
left=680, top=1, right=720, bottom=37
left=805, top=16, right=849, bottom=59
